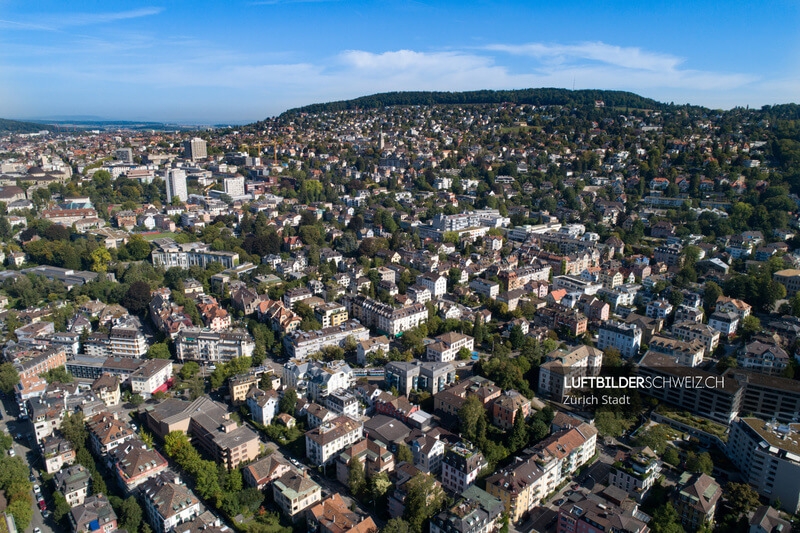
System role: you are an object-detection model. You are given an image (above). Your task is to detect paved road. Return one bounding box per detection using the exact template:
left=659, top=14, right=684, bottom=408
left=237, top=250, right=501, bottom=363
left=0, top=396, right=54, bottom=533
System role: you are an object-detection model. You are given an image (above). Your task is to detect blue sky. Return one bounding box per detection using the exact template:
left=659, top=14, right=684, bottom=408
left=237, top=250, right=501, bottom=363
left=1, top=0, right=798, bottom=124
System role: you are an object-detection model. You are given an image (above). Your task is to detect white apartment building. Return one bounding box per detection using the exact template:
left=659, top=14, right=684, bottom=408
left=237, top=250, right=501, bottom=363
left=283, top=321, right=369, bottom=359
left=151, top=239, right=239, bottom=270
left=175, top=327, right=255, bottom=362
left=726, top=418, right=800, bottom=513
left=648, top=335, right=705, bottom=367
left=130, top=359, right=173, bottom=398
left=672, top=321, right=720, bottom=354
left=597, top=321, right=642, bottom=358
left=305, top=416, right=364, bottom=466
left=141, top=478, right=201, bottom=533
left=553, top=275, right=602, bottom=296
left=283, top=360, right=354, bottom=401
left=247, top=388, right=279, bottom=426
left=469, top=279, right=500, bottom=299
left=417, top=272, right=448, bottom=298
left=346, top=296, right=428, bottom=336
left=426, top=332, right=475, bottom=362
left=165, top=169, right=188, bottom=203
left=109, top=321, right=148, bottom=358
left=223, top=175, right=245, bottom=196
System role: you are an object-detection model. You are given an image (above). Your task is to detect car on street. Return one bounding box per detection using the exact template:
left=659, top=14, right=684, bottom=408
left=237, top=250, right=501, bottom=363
left=7, top=448, right=14, bottom=457
left=33, top=528, right=41, bottom=533
left=38, top=500, right=46, bottom=511
left=555, top=498, right=566, bottom=506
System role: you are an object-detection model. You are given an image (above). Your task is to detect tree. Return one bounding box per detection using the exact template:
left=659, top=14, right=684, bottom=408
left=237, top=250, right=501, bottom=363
left=90, top=247, right=112, bottom=273
left=147, top=342, right=171, bottom=359
left=129, top=394, right=144, bottom=406
left=123, top=280, right=152, bottom=314
left=53, top=492, right=70, bottom=522
left=458, top=396, right=486, bottom=442
left=382, top=518, right=411, bottom=533
left=347, top=457, right=366, bottom=496
left=686, top=451, right=713, bottom=474
left=279, top=388, right=297, bottom=414
left=396, top=444, right=414, bottom=464
left=663, top=446, right=680, bottom=467
left=649, top=502, right=685, bottom=533
left=119, top=496, right=142, bottom=533
left=703, top=282, right=722, bottom=310
left=509, top=407, right=528, bottom=452
left=509, top=325, right=525, bottom=349
left=724, top=482, right=760, bottom=517
left=740, top=315, right=761, bottom=340
left=180, top=361, right=200, bottom=380
left=403, top=473, right=444, bottom=533
left=0, top=363, right=19, bottom=394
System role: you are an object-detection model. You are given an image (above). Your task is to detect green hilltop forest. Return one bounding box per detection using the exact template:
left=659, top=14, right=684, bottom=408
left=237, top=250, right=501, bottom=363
left=0, top=118, right=56, bottom=134
left=281, top=88, right=674, bottom=115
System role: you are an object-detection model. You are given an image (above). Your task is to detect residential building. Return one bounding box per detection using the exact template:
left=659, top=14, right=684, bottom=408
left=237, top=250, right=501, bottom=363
left=175, top=328, right=255, bottom=363
left=188, top=409, right=260, bottom=469
left=307, top=493, right=378, bottom=533
left=426, top=332, right=474, bottom=362
left=709, top=311, right=740, bottom=337
left=430, top=486, right=503, bottom=533
left=243, top=455, right=291, bottom=490
left=130, top=359, right=173, bottom=399
left=141, top=475, right=201, bottom=533
left=356, top=335, right=390, bottom=364
left=69, top=494, right=118, bottom=533
left=727, top=418, right=800, bottom=513
left=597, top=321, right=642, bottom=358
left=314, top=302, right=348, bottom=328
left=183, top=137, right=207, bottom=160
left=229, top=372, right=260, bottom=405
left=672, top=321, right=720, bottom=355
left=305, top=415, right=364, bottom=466
left=648, top=335, right=705, bottom=367
left=538, top=345, right=603, bottom=402
left=151, top=239, right=239, bottom=270
left=166, top=168, right=188, bottom=203
left=283, top=321, right=369, bottom=359
left=469, top=279, right=500, bottom=299
left=346, top=295, right=428, bottom=336
left=272, top=470, right=322, bottom=520
left=417, top=272, right=448, bottom=298
left=557, top=490, right=650, bottom=533
left=385, top=361, right=456, bottom=396
left=774, top=269, right=800, bottom=295
left=492, top=390, right=531, bottom=430
left=674, top=472, right=721, bottom=531
left=90, top=374, right=121, bottom=407
left=109, top=439, right=169, bottom=494
left=87, top=412, right=135, bottom=456
left=441, top=444, right=487, bottom=494
left=749, top=505, right=792, bottom=533
left=247, top=387, right=279, bottom=426
left=738, top=341, right=790, bottom=375
left=41, top=434, right=76, bottom=474
left=608, top=447, right=660, bottom=500
left=54, top=464, right=92, bottom=506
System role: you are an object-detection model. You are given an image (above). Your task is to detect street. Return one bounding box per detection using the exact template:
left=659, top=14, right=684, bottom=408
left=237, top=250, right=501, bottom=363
left=0, top=395, right=54, bottom=533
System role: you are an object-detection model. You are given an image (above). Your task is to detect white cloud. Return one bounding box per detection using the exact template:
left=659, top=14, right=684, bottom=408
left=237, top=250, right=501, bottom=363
left=0, top=7, right=163, bottom=31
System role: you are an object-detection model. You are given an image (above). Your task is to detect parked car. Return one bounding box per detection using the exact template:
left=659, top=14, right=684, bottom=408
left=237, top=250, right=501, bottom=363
left=555, top=498, right=566, bottom=506
left=8, top=449, right=15, bottom=457
left=38, top=500, right=46, bottom=511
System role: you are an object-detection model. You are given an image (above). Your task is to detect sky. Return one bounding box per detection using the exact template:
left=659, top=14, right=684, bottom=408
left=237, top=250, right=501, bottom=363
left=1, top=0, right=799, bottom=124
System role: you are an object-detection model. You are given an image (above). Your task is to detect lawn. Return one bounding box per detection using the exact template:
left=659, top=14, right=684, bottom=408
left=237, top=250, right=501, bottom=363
left=140, top=232, right=179, bottom=241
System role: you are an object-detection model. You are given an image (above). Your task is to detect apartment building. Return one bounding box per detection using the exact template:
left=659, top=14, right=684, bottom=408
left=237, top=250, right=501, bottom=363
left=334, top=438, right=395, bottom=488
left=469, top=279, right=500, bottom=299
left=430, top=486, right=504, bottom=533
left=597, top=321, right=642, bottom=358
left=188, top=410, right=260, bottom=469
left=426, top=332, right=475, bottom=362
left=672, top=321, right=720, bottom=355
left=709, top=311, right=739, bottom=337
left=648, top=335, right=705, bottom=367
left=638, top=351, right=742, bottom=425
left=151, top=239, right=239, bottom=270
left=608, top=447, right=660, bottom=500
left=229, top=372, right=261, bottom=405
left=314, top=302, right=348, bottom=328
left=283, top=321, right=369, bottom=359
left=441, top=444, right=487, bottom=494
left=385, top=361, right=456, bottom=396
left=673, top=472, right=721, bottom=531
left=108, top=319, right=148, bottom=357
left=726, top=418, right=800, bottom=513
left=130, top=359, right=173, bottom=398
left=715, top=295, right=752, bottom=319
left=773, top=269, right=800, bottom=295
left=737, top=341, right=790, bottom=375
left=492, top=390, right=531, bottom=430
left=54, top=464, right=92, bottom=506
left=557, top=491, right=650, bottom=533
left=174, top=327, right=255, bottom=362
left=141, top=475, right=201, bottom=533
left=272, top=470, right=322, bottom=521
left=247, top=387, right=279, bottom=426
left=41, top=434, right=76, bottom=474
left=14, top=347, right=67, bottom=382
left=243, top=455, right=291, bottom=490
left=346, top=295, right=428, bottom=336
left=87, top=412, right=135, bottom=456
left=552, top=275, right=602, bottom=296
left=356, top=335, right=391, bottom=364
left=538, top=345, right=603, bottom=403
left=283, top=360, right=354, bottom=401
left=417, top=272, right=448, bottom=298
left=305, top=416, right=364, bottom=466
left=109, top=439, right=169, bottom=494
left=91, top=374, right=121, bottom=407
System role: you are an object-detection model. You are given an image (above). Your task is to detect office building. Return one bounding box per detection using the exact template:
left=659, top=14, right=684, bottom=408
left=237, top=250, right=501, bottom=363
left=183, top=137, right=207, bottom=160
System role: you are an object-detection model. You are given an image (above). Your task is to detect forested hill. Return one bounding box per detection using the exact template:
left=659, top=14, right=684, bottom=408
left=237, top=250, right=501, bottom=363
left=0, top=118, right=56, bottom=134
left=281, top=88, right=674, bottom=116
